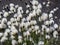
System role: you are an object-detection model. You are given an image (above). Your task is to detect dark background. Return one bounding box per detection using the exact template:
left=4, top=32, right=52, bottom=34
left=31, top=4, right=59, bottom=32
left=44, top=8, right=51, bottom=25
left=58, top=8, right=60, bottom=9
left=0, top=0, right=60, bottom=23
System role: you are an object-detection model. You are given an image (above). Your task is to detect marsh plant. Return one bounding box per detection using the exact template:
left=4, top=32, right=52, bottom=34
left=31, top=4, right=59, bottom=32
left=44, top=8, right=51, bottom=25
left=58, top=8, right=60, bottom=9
left=0, top=0, right=59, bottom=45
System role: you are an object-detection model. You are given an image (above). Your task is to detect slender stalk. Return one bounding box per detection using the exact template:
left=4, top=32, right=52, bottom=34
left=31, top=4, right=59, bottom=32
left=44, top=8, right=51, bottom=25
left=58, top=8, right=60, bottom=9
left=44, top=30, right=46, bottom=45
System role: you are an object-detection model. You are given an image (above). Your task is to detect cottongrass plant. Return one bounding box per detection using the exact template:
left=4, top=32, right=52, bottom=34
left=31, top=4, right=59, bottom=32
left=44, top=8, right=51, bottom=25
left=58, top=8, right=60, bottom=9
left=0, top=0, right=59, bottom=45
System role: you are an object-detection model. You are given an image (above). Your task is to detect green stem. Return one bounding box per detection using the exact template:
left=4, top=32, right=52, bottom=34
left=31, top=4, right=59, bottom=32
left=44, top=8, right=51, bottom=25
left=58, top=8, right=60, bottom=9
left=44, top=30, right=47, bottom=45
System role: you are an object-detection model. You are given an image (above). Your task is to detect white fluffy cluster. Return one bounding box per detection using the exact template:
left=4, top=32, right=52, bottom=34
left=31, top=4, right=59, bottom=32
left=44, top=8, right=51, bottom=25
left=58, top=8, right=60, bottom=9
left=0, top=0, right=59, bottom=45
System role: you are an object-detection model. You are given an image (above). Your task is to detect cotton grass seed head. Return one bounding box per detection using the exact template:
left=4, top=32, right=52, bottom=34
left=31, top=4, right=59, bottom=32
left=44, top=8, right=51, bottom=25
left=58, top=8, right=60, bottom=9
left=0, top=0, right=59, bottom=45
